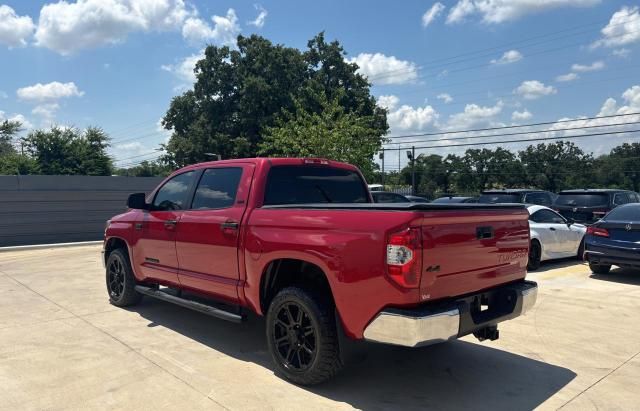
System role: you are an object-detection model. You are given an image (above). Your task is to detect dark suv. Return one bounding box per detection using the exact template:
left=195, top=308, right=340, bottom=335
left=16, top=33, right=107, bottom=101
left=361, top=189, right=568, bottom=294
left=555, top=189, right=640, bottom=224
left=478, top=189, right=556, bottom=207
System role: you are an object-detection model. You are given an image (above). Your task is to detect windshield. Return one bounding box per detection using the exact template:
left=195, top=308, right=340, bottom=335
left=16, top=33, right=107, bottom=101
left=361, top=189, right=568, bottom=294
left=556, top=193, right=609, bottom=207
left=263, top=166, right=369, bottom=205
left=478, top=193, right=521, bottom=203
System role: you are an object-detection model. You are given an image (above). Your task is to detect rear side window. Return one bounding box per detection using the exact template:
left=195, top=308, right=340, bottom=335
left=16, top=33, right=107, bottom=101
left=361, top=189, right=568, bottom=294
left=555, top=193, right=608, bottom=207
left=604, top=205, right=640, bottom=221
left=152, top=171, right=196, bottom=211
left=263, top=166, right=369, bottom=205
left=613, top=192, right=631, bottom=206
left=191, top=168, right=243, bottom=209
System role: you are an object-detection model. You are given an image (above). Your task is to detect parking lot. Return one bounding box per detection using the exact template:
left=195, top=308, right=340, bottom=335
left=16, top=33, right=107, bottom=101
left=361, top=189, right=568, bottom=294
left=0, top=244, right=638, bottom=410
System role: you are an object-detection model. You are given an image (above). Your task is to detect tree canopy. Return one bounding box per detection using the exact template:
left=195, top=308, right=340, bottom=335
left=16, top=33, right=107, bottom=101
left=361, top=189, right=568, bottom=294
left=161, top=32, right=388, bottom=172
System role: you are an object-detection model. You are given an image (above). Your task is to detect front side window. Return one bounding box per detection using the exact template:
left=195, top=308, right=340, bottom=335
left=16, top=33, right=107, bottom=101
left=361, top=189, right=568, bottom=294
left=531, top=209, right=566, bottom=224
left=191, top=168, right=243, bottom=209
left=152, top=171, right=196, bottom=211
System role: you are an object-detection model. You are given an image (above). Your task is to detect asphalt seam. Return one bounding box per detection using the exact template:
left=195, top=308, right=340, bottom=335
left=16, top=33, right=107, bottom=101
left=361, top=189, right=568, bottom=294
left=558, top=349, right=640, bottom=409
left=1, top=269, right=231, bottom=411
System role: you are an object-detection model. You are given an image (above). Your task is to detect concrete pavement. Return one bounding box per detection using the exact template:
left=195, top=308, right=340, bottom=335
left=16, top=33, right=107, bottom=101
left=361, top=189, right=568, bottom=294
left=1, top=245, right=639, bottom=410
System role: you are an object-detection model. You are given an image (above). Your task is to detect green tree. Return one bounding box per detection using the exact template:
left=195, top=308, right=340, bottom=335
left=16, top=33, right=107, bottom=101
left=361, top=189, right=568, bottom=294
left=597, top=143, right=640, bottom=191
left=23, top=127, right=114, bottom=175
left=258, top=93, right=385, bottom=178
left=115, top=160, right=171, bottom=177
left=1, top=120, right=21, bottom=157
left=162, top=33, right=387, bottom=167
left=519, top=141, right=593, bottom=192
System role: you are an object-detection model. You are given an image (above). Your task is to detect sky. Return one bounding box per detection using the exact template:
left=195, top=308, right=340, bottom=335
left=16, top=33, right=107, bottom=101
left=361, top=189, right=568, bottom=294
left=1, top=0, right=640, bottom=171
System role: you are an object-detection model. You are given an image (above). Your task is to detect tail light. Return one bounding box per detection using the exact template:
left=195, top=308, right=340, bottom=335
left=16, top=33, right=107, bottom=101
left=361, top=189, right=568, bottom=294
left=386, top=228, right=422, bottom=288
left=587, top=226, right=609, bottom=238
left=303, top=158, right=329, bottom=165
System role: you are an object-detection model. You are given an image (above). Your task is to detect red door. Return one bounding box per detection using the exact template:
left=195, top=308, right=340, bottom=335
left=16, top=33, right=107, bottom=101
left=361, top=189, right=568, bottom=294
left=176, top=164, right=254, bottom=303
left=132, top=170, right=197, bottom=286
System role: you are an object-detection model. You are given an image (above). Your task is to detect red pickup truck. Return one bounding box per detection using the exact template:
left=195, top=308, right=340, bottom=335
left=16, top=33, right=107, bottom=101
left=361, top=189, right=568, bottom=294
left=103, top=158, right=537, bottom=385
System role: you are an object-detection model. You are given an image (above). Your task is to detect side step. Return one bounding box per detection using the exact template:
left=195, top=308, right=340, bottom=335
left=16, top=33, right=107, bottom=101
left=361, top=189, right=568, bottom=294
left=135, top=285, right=244, bottom=323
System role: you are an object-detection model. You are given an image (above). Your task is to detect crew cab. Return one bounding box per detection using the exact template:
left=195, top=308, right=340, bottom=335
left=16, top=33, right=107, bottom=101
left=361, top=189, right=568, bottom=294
left=103, top=158, right=537, bottom=385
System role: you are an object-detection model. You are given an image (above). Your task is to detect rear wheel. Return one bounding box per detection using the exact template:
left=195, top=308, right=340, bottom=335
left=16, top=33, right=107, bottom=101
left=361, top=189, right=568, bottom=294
left=106, top=248, right=142, bottom=307
left=589, top=262, right=611, bottom=275
left=528, top=240, right=541, bottom=271
left=266, top=287, right=343, bottom=385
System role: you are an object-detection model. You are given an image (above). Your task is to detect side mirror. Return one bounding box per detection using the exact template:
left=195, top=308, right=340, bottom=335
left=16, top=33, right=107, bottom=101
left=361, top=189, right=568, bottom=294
left=127, top=193, right=148, bottom=210
left=566, top=217, right=575, bottom=225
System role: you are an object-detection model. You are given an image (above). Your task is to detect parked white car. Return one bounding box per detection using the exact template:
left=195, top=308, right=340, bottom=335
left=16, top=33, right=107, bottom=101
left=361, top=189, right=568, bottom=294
left=527, top=205, right=586, bottom=270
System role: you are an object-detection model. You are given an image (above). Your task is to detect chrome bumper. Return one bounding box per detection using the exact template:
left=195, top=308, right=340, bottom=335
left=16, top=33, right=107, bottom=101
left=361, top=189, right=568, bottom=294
left=363, top=281, right=538, bottom=348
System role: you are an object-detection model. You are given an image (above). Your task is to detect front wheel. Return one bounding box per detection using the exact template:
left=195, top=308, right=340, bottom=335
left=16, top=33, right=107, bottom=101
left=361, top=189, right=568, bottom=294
left=528, top=240, right=541, bottom=271
left=266, top=287, right=343, bottom=385
left=589, top=262, right=611, bottom=275
left=106, top=248, right=142, bottom=307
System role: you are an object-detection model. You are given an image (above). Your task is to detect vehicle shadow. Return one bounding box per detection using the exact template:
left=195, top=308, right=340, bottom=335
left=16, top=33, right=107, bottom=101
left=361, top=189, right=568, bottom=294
left=533, top=258, right=585, bottom=273
left=590, top=267, right=640, bottom=285
left=130, top=299, right=576, bottom=410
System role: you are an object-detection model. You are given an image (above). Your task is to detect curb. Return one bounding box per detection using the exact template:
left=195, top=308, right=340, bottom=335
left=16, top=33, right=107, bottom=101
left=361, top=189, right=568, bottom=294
left=0, top=241, right=103, bottom=253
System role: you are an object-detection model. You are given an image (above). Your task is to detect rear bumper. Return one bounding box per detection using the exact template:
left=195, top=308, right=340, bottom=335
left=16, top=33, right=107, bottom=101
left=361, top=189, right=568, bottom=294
left=585, top=242, right=640, bottom=268
left=363, top=280, right=537, bottom=347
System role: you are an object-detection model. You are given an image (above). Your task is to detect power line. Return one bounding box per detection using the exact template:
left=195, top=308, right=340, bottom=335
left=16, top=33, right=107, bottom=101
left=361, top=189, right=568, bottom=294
left=405, top=128, right=640, bottom=150
left=384, top=112, right=640, bottom=141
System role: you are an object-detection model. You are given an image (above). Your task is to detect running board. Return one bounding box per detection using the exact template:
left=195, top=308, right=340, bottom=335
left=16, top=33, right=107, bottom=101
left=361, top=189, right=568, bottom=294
left=135, top=285, right=244, bottom=323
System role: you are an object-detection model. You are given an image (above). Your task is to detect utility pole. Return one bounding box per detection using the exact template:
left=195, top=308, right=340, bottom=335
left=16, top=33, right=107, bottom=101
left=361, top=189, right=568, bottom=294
left=379, top=150, right=385, bottom=187
left=407, top=146, right=416, bottom=195
left=398, top=146, right=401, bottom=185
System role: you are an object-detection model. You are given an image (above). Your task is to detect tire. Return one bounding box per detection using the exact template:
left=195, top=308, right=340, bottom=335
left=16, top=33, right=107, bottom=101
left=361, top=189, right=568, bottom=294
left=106, top=248, right=142, bottom=307
left=589, top=262, right=611, bottom=275
left=527, top=240, right=542, bottom=271
left=266, top=287, right=343, bottom=385
left=577, top=239, right=585, bottom=261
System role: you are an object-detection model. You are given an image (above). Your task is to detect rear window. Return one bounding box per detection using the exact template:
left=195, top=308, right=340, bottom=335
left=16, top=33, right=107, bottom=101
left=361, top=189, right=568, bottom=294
left=263, top=166, right=369, bottom=205
left=478, top=193, right=521, bottom=203
left=603, top=205, right=640, bottom=221
left=556, top=193, right=609, bottom=207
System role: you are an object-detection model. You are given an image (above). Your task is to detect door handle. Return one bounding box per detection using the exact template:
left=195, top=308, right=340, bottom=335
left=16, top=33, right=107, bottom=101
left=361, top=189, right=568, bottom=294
left=164, top=219, right=177, bottom=229
left=221, top=221, right=239, bottom=231
left=549, top=227, right=556, bottom=231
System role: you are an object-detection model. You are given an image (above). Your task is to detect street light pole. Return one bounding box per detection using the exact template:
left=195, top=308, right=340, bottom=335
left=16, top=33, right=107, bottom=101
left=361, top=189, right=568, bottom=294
left=379, top=150, right=385, bottom=187
left=406, top=146, right=416, bottom=196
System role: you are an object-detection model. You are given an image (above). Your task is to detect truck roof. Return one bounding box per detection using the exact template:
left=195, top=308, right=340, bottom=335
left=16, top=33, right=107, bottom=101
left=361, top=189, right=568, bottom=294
left=559, top=188, right=632, bottom=193
left=174, top=157, right=360, bottom=173
left=481, top=189, right=547, bottom=194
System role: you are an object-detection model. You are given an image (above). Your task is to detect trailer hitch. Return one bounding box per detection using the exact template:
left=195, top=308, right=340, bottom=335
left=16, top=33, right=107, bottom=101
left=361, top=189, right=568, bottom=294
left=473, top=325, right=499, bottom=342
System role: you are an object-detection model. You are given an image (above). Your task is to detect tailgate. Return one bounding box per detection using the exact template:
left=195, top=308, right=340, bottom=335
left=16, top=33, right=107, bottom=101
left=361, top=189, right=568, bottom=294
left=418, top=208, right=530, bottom=301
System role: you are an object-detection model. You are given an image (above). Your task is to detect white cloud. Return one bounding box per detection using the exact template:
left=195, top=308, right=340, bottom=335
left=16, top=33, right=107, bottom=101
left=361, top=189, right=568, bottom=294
left=571, top=61, right=605, bottom=72
left=34, top=0, right=194, bottom=55
left=0, top=5, right=35, bottom=48
left=437, top=93, right=453, bottom=103
left=248, top=5, right=267, bottom=28
left=0, top=90, right=7, bottom=99
left=377, top=95, right=400, bottom=111
left=31, top=103, right=60, bottom=125
left=0, top=111, right=33, bottom=129
left=446, top=0, right=600, bottom=24
left=445, top=100, right=503, bottom=129
left=348, top=53, right=418, bottom=85
left=161, top=50, right=204, bottom=86
left=592, top=6, right=640, bottom=49
left=490, top=49, right=523, bottom=65
left=17, top=81, right=84, bottom=102
left=556, top=72, right=579, bottom=82
left=612, top=48, right=631, bottom=58
left=512, top=109, right=532, bottom=121
left=514, top=80, right=557, bottom=100
left=181, top=9, right=239, bottom=46
left=377, top=95, right=438, bottom=131
left=422, top=3, right=445, bottom=27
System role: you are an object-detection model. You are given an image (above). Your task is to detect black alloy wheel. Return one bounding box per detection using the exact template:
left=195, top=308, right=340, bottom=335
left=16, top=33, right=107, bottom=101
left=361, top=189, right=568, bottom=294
left=272, top=302, right=318, bottom=371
